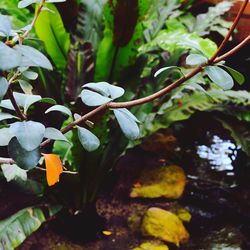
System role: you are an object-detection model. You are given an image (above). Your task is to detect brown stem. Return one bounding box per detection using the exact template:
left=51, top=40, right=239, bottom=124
left=208, top=0, right=249, bottom=63
left=214, top=35, right=250, bottom=64
left=7, top=88, right=27, bottom=120
left=0, top=157, right=15, bottom=164
left=19, top=0, right=46, bottom=43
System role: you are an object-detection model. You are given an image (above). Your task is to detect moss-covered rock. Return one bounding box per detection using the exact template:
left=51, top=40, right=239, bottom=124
left=141, top=207, right=189, bottom=246
left=130, top=165, right=186, bottom=199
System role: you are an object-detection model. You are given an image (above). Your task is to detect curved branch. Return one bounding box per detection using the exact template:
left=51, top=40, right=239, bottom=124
left=208, top=0, right=249, bottom=63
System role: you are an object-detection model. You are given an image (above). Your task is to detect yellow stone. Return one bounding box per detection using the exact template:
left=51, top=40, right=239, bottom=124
left=141, top=207, right=189, bottom=246
left=130, top=165, right=186, bottom=199
left=133, top=241, right=169, bottom=250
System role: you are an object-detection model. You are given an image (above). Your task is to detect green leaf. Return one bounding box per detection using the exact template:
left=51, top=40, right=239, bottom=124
left=1, top=164, right=27, bottom=182
left=154, top=66, right=183, bottom=78
left=186, top=54, right=207, bottom=66
left=8, top=137, right=41, bottom=170
left=0, top=14, right=12, bottom=37
left=10, top=121, right=45, bottom=151
left=219, top=65, right=245, bottom=85
left=45, top=105, right=72, bottom=116
left=113, top=108, right=140, bottom=140
left=44, top=127, right=69, bottom=142
left=0, top=42, right=22, bottom=71
left=0, top=113, right=18, bottom=122
left=80, top=89, right=112, bottom=106
left=83, top=82, right=125, bottom=99
left=18, top=0, right=40, bottom=8
left=0, top=205, right=61, bottom=250
left=0, top=92, right=42, bottom=113
left=0, top=128, right=14, bottom=146
left=18, top=80, right=33, bottom=94
left=22, top=71, right=38, bottom=80
left=0, top=77, right=8, bottom=101
left=77, top=126, right=100, bottom=152
left=35, top=3, right=70, bottom=69
left=95, top=0, right=152, bottom=81
left=205, top=66, right=234, bottom=90
left=14, top=45, right=53, bottom=70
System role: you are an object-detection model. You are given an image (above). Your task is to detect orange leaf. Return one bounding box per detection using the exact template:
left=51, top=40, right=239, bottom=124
left=44, top=154, right=63, bottom=186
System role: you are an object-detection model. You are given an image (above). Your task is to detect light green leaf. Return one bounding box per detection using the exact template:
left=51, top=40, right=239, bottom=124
left=154, top=66, right=183, bottom=78
left=0, top=113, right=18, bottom=122
left=0, top=14, right=12, bottom=37
left=0, top=42, right=22, bottom=71
left=44, top=127, right=69, bottom=142
left=10, top=121, right=45, bottom=151
left=205, top=66, right=234, bottom=90
left=0, top=128, right=14, bottom=146
left=80, top=89, right=112, bottom=106
left=8, top=137, right=41, bottom=170
left=83, top=82, right=125, bottom=99
left=0, top=92, right=42, bottom=113
left=35, top=3, right=70, bottom=69
left=0, top=77, right=8, bottom=101
left=113, top=108, right=140, bottom=140
left=23, top=71, right=38, bottom=80
left=45, top=105, right=72, bottom=116
left=186, top=54, right=207, bottom=66
left=219, top=65, right=245, bottom=85
left=18, top=80, right=33, bottom=94
left=14, top=45, right=53, bottom=70
left=18, top=0, right=40, bottom=8
left=77, top=126, right=100, bottom=152
left=1, top=164, right=27, bottom=182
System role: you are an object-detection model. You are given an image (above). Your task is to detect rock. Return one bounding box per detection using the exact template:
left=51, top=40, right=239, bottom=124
left=130, top=165, right=186, bottom=199
left=141, top=207, right=189, bottom=246
left=133, top=241, right=169, bottom=250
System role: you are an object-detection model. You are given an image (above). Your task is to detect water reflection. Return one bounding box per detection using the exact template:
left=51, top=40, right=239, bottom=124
left=197, top=135, right=239, bottom=175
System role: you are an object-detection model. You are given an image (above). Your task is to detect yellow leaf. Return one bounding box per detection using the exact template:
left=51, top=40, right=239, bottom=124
left=102, top=230, right=112, bottom=236
left=44, top=154, right=63, bottom=186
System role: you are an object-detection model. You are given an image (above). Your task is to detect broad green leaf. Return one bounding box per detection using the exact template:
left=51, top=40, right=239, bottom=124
left=205, top=66, right=234, bottom=90
left=35, top=3, right=70, bottom=69
left=154, top=66, right=183, bottom=78
left=0, top=92, right=42, bottom=113
left=81, top=89, right=112, bottom=106
left=186, top=54, right=207, bottom=66
left=0, top=42, right=22, bottom=71
left=14, top=45, right=53, bottom=70
left=0, top=205, right=61, bottom=250
left=1, top=164, right=27, bottom=182
left=95, top=0, right=152, bottom=81
left=77, top=126, right=100, bottom=152
left=0, top=15, right=12, bottom=37
left=83, top=82, right=125, bottom=99
left=8, top=137, right=41, bottom=170
left=10, top=121, right=45, bottom=151
left=0, top=113, right=18, bottom=122
left=0, top=128, right=14, bottom=146
left=113, top=108, right=140, bottom=140
left=45, top=105, right=72, bottom=116
left=18, top=0, right=40, bottom=8
left=22, top=71, right=38, bottom=80
left=219, top=65, right=245, bottom=85
left=44, top=127, right=69, bottom=142
left=18, top=80, right=33, bottom=94
left=0, top=77, right=8, bottom=101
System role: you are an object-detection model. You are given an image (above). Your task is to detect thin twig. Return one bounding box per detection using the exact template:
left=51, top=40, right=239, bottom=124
left=208, top=0, right=249, bottom=63
left=35, top=166, right=78, bottom=175
left=0, top=157, right=15, bottom=164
